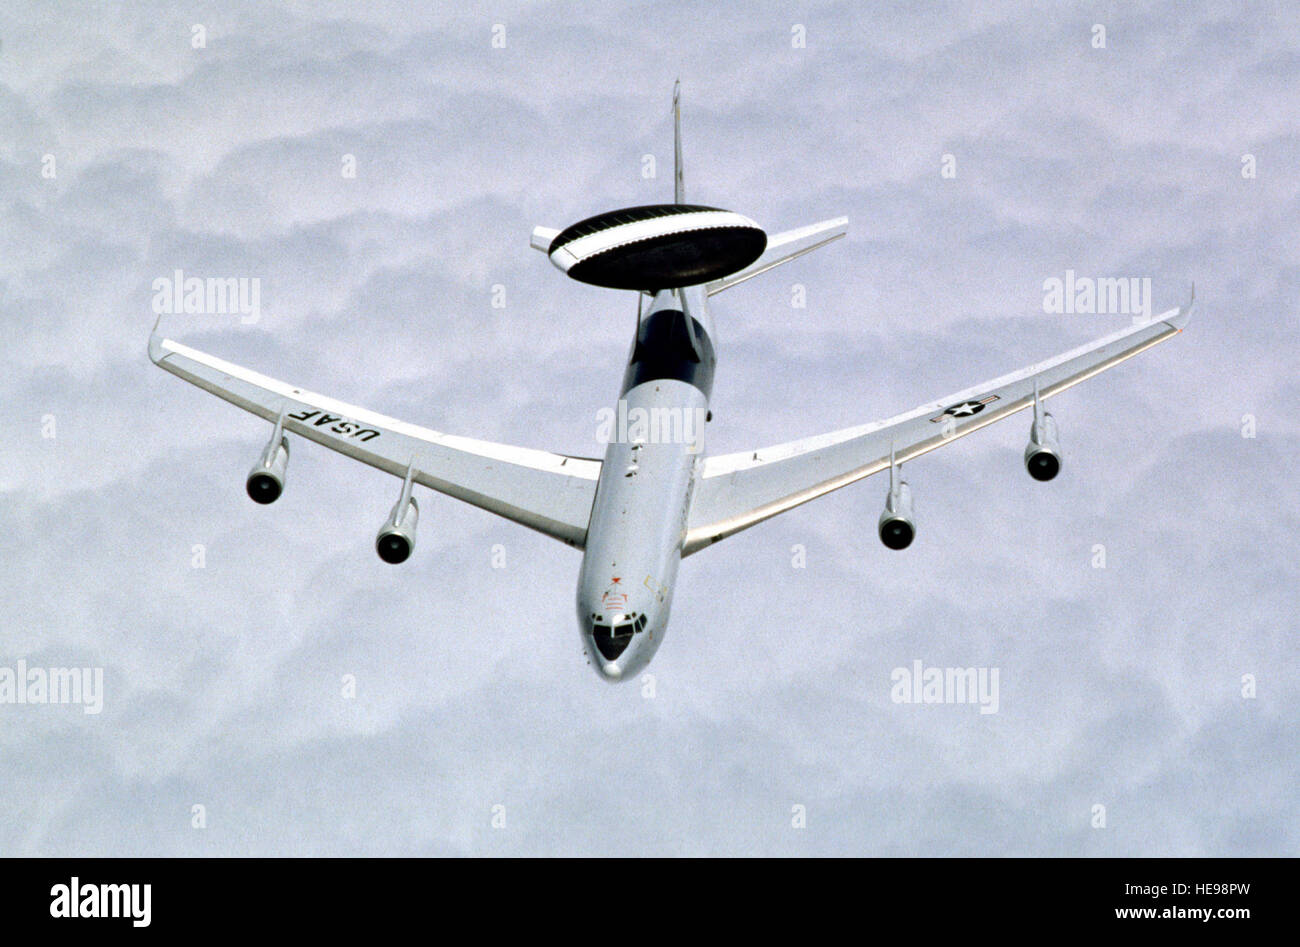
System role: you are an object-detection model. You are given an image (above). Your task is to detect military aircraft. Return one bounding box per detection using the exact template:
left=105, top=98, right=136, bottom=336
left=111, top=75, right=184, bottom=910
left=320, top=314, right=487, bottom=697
left=150, top=83, right=1193, bottom=681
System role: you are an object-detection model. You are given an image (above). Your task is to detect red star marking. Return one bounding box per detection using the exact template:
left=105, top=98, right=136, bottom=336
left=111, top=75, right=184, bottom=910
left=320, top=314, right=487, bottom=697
left=610, top=577, right=621, bottom=584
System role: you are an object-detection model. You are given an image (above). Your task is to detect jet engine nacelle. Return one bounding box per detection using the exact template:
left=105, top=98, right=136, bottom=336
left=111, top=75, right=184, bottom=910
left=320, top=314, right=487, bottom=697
left=246, top=435, right=289, bottom=504
left=376, top=495, right=419, bottom=564
left=878, top=479, right=915, bottom=550
left=1024, top=412, right=1062, bottom=482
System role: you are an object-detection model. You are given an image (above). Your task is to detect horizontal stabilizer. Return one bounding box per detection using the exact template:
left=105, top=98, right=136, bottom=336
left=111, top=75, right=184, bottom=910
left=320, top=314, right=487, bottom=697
left=530, top=226, right=560, bottom=252
left=705, top=216, right=848, bottom=295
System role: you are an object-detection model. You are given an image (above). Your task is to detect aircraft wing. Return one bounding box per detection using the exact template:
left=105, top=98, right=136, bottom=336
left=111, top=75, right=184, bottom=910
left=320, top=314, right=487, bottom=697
left=149, top=323, right=601, bottom=547
left=683, top=293, right=1193, bottom=556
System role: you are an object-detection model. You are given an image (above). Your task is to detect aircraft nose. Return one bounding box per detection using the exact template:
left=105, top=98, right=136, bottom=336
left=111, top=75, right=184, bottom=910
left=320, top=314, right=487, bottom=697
left=582, top=609, right=652, bottom=682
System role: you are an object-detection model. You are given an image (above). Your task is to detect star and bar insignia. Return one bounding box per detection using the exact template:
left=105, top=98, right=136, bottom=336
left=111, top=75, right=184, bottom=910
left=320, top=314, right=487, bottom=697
left=929, top=394, right=1000, bottom=423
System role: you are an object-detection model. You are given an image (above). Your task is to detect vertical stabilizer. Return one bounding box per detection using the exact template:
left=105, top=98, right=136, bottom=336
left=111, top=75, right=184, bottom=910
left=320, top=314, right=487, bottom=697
left=673, top=80, right=684, bottom=204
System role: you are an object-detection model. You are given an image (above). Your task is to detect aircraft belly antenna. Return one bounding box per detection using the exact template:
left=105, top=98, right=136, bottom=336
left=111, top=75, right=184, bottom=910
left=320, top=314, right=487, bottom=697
left=673, top=79, right=684, bottom=204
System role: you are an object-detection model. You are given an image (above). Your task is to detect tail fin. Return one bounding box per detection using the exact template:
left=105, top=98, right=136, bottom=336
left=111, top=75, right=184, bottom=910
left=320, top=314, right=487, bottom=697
left=673, top=79, right=684, bottom=203
left=705, top=216, right=848, bottom=295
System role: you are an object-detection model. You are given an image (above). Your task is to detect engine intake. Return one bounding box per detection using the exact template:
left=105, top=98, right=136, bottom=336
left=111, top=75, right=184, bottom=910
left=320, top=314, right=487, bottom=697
left=376, top=496, right=418, bottom=564
left=878, top=478, right=915, bottom=550
left=1024, top=412, right=1062, bottom=482
left=246, top=435, right=289, bottom=504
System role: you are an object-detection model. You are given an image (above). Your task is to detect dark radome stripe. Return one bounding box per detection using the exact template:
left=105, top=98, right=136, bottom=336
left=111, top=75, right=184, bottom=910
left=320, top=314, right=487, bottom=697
left=569, top=227, right=766, bottom=291
left=622, top=309, right=715, bottom=398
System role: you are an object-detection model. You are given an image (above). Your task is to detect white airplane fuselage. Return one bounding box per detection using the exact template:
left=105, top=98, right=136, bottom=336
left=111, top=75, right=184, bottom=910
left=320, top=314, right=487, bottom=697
left=576, top=284, right=714, bottom=680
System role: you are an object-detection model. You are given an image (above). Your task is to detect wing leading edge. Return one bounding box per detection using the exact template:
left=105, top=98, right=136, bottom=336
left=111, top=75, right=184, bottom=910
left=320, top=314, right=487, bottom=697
left=149, top=323, right=601, bottom=547
left=684, top=292, right=1194, bottom=556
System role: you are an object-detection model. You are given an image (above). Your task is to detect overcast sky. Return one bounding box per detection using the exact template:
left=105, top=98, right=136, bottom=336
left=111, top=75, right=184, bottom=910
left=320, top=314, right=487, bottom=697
left=1, top=1, right=1295, bottom=856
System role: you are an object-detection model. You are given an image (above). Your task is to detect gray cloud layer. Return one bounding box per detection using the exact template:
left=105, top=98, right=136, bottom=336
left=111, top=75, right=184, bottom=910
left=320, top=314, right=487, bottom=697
left=0, top=1, right=1295, bottom=855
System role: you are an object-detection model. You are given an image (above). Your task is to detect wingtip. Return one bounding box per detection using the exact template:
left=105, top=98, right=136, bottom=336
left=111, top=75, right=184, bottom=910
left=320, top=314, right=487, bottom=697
left=1168, top=281, right=1195, bottom=330
left=148, top=314, right=166, bottom=364
left=148, top=316, right=163, bottom=364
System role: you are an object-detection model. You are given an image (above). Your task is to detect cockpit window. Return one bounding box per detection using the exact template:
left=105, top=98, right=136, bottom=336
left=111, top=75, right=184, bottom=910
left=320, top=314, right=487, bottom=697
left=590, top=611, right=650, bottom=661
left=592, top=620, right=633, bottom=660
